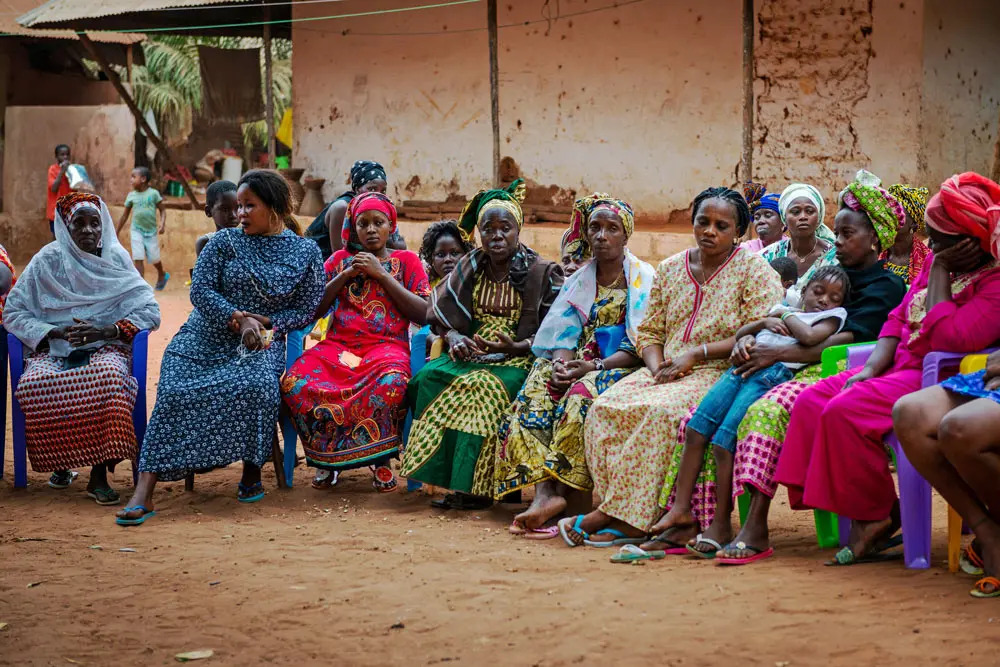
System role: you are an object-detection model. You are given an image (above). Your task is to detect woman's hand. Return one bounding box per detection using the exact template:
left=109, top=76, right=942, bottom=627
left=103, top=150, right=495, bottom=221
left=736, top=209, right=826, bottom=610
left=548, top=358, right=594, bottom=394
left=983, top=350, right=1000, bottom=391
left=733, top=341, right=783, bottom=377
left=351, top=253, right=388, bottom=280
left=446, top=330, right=483, bottom=362
left=473, top=333, right=527, bottom=357
left=842, top=366, right=876, bottom=392
left=239, top=316, right=266, bottom=351
left=64, top=319, right=117, bottom=348
left=933, top=238, right=983, bottom=274
left=730, top=335, right=757, bottom=364
left=659, top=350, right=697, bottom=382
left=761, top=317, right=790, bottom=336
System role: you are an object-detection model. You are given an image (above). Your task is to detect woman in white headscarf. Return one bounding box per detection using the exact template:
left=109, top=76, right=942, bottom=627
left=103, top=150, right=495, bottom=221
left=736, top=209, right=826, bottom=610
left=761, top=183, right=839, bottom=306
left=4, top=192, right=160, bottom=503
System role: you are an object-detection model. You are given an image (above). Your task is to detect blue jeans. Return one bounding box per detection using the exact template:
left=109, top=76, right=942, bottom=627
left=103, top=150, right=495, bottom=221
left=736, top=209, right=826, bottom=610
left=688, top=364, right=794, bottom=453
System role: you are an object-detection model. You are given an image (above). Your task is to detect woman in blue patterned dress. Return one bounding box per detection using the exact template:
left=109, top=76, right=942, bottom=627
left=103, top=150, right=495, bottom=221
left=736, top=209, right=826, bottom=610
left=116, top=170, right=324, bottom=525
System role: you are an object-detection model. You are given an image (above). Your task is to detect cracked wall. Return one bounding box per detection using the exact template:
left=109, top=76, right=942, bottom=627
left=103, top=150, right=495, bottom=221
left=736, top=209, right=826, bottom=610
left=753, top=0, right=924, bottom=209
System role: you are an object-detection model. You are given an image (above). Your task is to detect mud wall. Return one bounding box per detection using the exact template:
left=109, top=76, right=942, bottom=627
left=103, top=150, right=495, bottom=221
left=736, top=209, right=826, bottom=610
left=292, top=0, right=742, bottom=222
left=919, top=0, right=1000, bottom=188
left=2, top=105, right=135, bottom=260
left=753, top=0, right=925, bottom=211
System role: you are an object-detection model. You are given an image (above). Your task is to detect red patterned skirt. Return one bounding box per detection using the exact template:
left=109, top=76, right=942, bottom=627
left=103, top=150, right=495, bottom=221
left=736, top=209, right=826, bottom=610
left=15, top=346, right=138, bottom=472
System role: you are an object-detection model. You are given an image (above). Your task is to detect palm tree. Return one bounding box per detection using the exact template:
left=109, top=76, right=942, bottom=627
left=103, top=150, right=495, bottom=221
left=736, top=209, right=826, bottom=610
left=115, top=35, right=291, bottom=150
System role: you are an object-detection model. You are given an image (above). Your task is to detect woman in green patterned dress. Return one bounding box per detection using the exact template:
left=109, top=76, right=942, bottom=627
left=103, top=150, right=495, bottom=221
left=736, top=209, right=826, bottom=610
left=400, top=180, right=563, bottom=509
left=495, top=194, right=654, bottom=537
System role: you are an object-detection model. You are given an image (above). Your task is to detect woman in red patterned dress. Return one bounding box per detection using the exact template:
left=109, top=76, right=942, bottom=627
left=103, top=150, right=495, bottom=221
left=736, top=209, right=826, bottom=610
left=281, top=192, right=429, bottom=492
left=4, top=193, right=160, bottom=503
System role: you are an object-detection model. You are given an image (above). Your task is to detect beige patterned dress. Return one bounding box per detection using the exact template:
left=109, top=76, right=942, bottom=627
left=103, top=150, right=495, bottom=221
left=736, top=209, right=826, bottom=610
left=583, top=248, right=783, bottom=531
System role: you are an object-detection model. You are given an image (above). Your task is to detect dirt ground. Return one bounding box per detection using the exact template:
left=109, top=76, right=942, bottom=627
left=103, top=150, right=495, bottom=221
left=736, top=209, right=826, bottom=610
left=2, top=288, right=999, bottom=666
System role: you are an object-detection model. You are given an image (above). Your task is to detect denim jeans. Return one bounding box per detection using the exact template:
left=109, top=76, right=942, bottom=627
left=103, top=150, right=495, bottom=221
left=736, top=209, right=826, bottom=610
left=687, top=364, right=794, bottom=453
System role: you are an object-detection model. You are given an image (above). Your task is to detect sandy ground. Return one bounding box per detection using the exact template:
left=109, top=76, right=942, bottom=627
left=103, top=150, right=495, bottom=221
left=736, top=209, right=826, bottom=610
left=2, top=287, right=999, bottom=666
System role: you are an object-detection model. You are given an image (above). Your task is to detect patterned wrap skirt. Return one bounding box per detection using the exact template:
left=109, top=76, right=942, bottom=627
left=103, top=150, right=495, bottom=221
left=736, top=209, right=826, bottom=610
left=16, top=346, right=137, bottom=472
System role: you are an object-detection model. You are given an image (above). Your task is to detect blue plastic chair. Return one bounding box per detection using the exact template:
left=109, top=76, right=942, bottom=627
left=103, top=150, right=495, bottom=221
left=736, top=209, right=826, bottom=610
left=0, top=327, right=7, bottom=482
left=279, top=324, right=314, bottom=487
left=404, top=326, right=431, bottom=492
left=6, top=330, right=149, bottom=489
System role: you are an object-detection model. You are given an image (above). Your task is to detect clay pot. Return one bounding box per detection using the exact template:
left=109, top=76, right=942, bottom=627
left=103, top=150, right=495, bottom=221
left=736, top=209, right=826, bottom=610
left=279, top=167, right=306, bottom=213
left=300, top=177, right=326, bottom=217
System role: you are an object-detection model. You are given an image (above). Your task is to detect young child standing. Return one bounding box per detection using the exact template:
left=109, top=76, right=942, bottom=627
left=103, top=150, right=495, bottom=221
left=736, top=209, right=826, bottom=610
left=46, top=144, right=72, bottom=237
left=187, top=180, right=238, bottom=286
left=650, top=265, right=851, bottom=559
left=117, top=166, right=169, bottom=290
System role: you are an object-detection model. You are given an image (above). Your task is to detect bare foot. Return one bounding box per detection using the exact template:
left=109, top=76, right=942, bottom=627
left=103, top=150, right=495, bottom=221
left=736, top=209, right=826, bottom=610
left=843, top=515, right=899, bottom=560
left=719, top=521, right=770, bottom=560
left=640, top=524, right=698, bottom=551
left=648, top=506, right=697, bottom=536
left=515, top=494, right=567, bottom=531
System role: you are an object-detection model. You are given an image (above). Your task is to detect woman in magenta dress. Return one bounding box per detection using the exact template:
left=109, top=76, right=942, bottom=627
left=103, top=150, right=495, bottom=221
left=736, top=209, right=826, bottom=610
left=282, top=192, right=430, bottom=492
left=774, top=171, right=1000, bottom=565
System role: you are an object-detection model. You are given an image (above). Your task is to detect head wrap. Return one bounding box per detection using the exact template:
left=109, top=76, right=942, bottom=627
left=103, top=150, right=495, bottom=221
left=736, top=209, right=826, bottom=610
left=839, top=169, right=906, bottom=252
left=457, top=179, right=526, bottom=243
left=743, top=182, right=780, bottom=215
left=4, top=193, right=160, bottom=358
left=56, top=192, right=101, bottom=224
left=563, top=193, right=635, bottom=263
left=925, top=172, right=1000, bottom=259
left=350, top=160, right=387, bottom=192
left=778, top=183, right=825, bottom=227
left=342, top=191, right=397, bottom=252
left=887, top=183, right=930, bottom=234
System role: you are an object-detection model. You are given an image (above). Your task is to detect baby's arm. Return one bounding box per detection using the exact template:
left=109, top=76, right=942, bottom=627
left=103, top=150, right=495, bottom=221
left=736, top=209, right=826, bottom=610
left=783, top=314, right=841, bottom=347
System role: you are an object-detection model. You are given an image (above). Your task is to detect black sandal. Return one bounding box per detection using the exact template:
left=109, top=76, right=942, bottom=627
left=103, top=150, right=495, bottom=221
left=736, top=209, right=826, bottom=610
left=48, top=471, right=78, bottom=489
left=86, top=486, right=121, bottom=505
left=430, top=492, right=493, bottom=511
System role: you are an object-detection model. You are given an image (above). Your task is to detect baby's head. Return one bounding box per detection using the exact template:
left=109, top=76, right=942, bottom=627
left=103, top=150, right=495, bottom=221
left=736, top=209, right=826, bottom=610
left=800, top=265, right=850, bottom=313
left=205, top=180, right=239, bottom=230
left=769, top=256, right=798, bottom=290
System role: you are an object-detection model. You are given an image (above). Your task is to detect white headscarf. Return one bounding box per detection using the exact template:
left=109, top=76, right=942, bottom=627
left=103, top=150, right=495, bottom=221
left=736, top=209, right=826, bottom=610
left=778, top=183, right=836, bottom=243
left=4, top=194, right=160, bottom=357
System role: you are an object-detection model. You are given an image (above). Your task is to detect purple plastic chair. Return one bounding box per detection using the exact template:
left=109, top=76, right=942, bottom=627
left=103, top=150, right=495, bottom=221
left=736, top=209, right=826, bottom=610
left=842, top=346, right=990, bottom=569
left=5, top=331, right=149, bottom=489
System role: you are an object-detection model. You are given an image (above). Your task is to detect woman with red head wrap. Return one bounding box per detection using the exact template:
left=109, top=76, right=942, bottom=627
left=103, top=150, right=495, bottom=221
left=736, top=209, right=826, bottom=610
left=763, top=172, right=1000, bottom=569
left=895, top=172, right=1000, bottom=598
left=282, top=192, right=431, bottom=492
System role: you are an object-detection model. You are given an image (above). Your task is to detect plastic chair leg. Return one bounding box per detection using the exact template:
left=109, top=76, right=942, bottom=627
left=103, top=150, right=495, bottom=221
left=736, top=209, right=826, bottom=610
left=131, top=331, right=149, bottom=487
left=737, top=492, right=750, bottom=526
left=813, top=510, right=840, bottom=549
left=947, top=504, right=963, bottom=574
left=888, top=435, right=932, bottom=569
left=8, top=333, right=27, bottom=488
left=0, top=327, right=7, bottom=481
left=280, top=414, right=297, bottom=487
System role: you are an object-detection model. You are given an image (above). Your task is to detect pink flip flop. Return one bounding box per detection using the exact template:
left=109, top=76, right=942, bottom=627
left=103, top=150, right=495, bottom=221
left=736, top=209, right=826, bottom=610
left=523, top=525, right=560, bottom=540
left=715, top=542, right=774, bottom=566
left=509, top=521, right=526, bottom=535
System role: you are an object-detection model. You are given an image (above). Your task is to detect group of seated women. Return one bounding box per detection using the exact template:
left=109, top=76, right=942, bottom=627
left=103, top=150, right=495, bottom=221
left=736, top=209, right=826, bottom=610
left=6, top=166, right=1000, bottom=600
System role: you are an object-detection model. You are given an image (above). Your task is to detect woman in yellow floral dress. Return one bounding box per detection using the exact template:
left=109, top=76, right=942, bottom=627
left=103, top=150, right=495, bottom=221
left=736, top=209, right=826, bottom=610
left=558, top=186, right=783, bottom=548
left=400, top=180, right=562, bottom=509
left=496, top=194, right=654, bottom=537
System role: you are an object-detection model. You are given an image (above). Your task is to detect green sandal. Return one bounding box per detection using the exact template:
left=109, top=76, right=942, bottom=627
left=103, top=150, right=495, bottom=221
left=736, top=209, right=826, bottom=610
left=87, top=486, right=121, bottom=506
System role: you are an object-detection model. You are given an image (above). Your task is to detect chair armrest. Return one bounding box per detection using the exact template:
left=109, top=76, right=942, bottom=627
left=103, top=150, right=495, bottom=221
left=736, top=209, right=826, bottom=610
left=922, top=348, right=998, bottom=388
left=7, top=332, right=23, bottom=390
left=846, top=343, right=877, bottom=370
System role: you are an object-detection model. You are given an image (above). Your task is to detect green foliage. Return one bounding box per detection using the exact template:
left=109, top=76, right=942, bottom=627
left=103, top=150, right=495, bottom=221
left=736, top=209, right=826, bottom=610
left=112, top=35, right=292, bottom=149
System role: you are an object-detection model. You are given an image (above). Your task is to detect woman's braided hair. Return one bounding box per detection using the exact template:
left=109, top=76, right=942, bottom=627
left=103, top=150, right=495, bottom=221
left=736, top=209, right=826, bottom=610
left=691, top=186, right=752, bottom=238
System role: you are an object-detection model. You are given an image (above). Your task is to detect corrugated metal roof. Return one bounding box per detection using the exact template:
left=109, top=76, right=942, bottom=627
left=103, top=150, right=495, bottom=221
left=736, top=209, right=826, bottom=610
left=2, top=0, right=143, bottom=43
left=18, top=0, right=253, bottom=27
left=17, top=0, right=289, bottom=38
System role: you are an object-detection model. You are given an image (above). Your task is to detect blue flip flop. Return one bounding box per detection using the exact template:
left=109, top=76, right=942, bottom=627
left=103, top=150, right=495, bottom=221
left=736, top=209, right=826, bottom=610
left=584, top=528, right=647, bottom=548
left=238, top=481, right=265, bottom=503
left=116, top=506, right=156, bottom=526
left=558, top=515, right=590, bottom=547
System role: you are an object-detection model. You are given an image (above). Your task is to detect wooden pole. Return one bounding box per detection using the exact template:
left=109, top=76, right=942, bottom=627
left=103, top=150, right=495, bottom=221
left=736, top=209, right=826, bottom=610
left=126, top=44, right=134, bottom=85
left=487, top=0, right=500, bottom=186
left=79, top=33, right=200, bottom=209
left=990, top=105, right=1000, bottom=184
left=263, top=10, right=276, bottom=170
left=740, top=0, right=754, bottom=186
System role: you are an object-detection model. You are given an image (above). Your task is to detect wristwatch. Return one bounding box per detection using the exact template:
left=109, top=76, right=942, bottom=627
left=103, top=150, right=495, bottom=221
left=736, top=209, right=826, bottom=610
left=593, top=357, right=605, bottom=371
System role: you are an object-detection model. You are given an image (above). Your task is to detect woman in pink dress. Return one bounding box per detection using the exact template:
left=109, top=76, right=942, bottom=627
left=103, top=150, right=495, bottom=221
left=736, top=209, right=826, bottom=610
left=774, top=172, right=1000, bottom=565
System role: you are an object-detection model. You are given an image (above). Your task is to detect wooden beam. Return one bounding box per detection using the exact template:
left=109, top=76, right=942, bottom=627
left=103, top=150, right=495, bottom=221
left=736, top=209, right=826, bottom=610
left=263, top=7, right=276, bottom=170
left=991, top=104, right=1000, bottom=184
left=126, top=44, right=133, bottom=85
left=79, top=33, right=200, bottom=209
left=740, top=0, right=754, bottom=186
left=487, top=0, right=500, bottom=186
